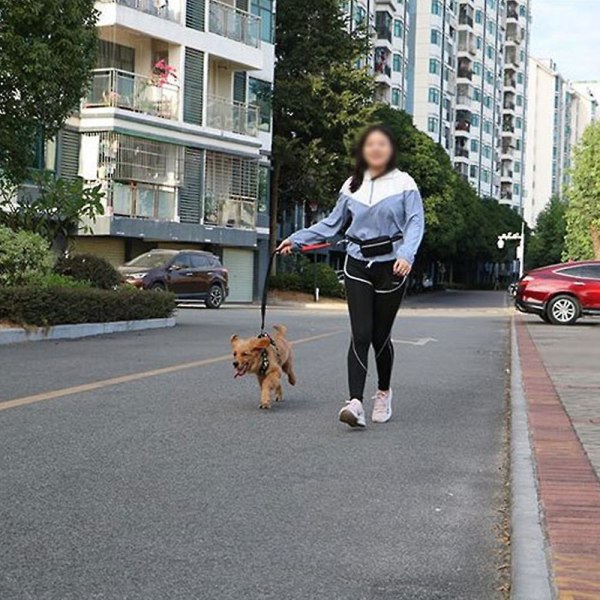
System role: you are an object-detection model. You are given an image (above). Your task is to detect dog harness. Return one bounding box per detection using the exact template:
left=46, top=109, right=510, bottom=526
left=257, top=332, right=279, bottom=376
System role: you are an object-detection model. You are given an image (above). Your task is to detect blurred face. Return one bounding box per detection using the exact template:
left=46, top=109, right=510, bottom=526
left=362, top=131, right=393, bottom=172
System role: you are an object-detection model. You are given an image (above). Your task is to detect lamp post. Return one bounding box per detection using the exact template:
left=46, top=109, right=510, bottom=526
left=497, top=221, right=526, bottom=279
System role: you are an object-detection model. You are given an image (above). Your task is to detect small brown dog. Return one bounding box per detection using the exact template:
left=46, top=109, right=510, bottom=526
left=230, top=325, right=296, bottom=409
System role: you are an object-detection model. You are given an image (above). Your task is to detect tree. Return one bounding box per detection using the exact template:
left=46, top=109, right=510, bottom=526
left=527, top=196, right=566, bottom=269
left=564, top=120, right=600, bottom=260
left=271, top=0, right=375, bottom=255
left=0, top=0, right=98, bottom=183
left=0, top=173, right=104, bottom=255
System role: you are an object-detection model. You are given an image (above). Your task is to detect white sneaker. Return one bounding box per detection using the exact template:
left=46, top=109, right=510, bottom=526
left=339, top=399, right=366, bottom=428
left=371, top=389, right=393, bottom=423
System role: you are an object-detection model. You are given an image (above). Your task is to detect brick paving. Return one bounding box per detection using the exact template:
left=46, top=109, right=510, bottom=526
left=516, top=317, right=600, bottom=599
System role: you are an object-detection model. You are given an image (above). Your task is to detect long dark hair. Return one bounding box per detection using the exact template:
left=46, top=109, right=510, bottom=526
left=349, top=125, right=398, bottom=193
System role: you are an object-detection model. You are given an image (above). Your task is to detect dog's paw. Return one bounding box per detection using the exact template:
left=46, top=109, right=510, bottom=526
left=259, top=403, right=271, bottom=410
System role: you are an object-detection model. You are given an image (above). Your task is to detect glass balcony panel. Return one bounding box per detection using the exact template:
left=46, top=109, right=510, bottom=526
left=206, top=95, right=260, bottom=136
left=98, top=0, right=179, bottom=21
left=209, top=0, right=260, bottom=48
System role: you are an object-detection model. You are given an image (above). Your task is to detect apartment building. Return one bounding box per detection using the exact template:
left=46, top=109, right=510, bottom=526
left=524, top=58, right=597, bottom=227
left=407, top=0, right=457, bottom=155
left=500, top=0, right=529, bottom=210
left=346, top=0, right=411, bottom=110
left=44, top=0, right=276, bottom=302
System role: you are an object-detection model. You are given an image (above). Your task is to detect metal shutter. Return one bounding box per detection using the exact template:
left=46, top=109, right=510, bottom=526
left=72, top=237, right=126, bottom=267
left=179, top=147, right=204, bottom=223
left=58, top=129, right=81, bottom=180
left=184, top=48, right=204, bottom=126
left=186, top=0, right=205, bottom=30
left=222, top=248, right=255, bottom=303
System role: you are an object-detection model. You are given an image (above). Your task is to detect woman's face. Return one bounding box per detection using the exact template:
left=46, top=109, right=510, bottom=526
left=362, top=131, right=393, bottom=171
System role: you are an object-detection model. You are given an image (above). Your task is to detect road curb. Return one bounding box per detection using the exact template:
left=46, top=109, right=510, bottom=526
left=510, top=318, right=553, bottom=599
left=0, top=318, right=176, bottom=346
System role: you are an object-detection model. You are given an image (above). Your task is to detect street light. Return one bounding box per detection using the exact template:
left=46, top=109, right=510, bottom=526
left=497, top=222, right=526, bottom=278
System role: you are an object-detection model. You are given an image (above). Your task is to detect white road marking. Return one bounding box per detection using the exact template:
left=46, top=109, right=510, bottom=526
left=392, top=337, right=439, bottom=346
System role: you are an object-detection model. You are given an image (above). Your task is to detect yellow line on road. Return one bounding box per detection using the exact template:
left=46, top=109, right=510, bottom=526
left=0, top=330, right=343, bottom=413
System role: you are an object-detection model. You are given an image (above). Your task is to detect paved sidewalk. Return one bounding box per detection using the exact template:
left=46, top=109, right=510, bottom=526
left=516, top=316, right=600, bottom=598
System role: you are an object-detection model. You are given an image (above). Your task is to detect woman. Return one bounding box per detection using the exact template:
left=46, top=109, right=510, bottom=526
left=277, top=125, right=425, bottom=428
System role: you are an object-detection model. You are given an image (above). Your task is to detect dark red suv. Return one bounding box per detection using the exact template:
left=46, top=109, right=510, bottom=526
left=515, top=260, right=600, bottom=325
left=119, top=250, right=229, bottom=308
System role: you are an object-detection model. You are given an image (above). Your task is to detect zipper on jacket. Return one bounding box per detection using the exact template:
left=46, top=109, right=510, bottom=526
left=369, top=180, right=374, bottom=205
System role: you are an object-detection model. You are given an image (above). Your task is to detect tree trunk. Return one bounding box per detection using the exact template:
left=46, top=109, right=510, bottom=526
left=269, top=160, right=282, bottom=275
left=591, top=224, right=600, bottom=259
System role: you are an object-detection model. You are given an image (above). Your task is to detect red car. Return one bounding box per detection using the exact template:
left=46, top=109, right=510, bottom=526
left=515, top=260, right=600, bottom=325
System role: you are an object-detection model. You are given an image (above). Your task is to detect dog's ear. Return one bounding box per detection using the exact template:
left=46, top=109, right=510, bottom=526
left=254, top=337, right=271, bottom=350
left=230, top=334, right=239, bottom=344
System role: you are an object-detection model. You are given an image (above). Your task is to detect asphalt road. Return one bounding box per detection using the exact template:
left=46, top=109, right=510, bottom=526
left=0, top=292, right=510, bottom=600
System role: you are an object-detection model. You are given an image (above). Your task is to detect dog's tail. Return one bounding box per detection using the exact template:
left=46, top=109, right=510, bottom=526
left=272, top=324, right=287, bottom=336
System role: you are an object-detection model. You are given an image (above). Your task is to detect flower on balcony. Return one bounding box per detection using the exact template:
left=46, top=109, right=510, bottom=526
left=151, top=59, right=177, bottom=87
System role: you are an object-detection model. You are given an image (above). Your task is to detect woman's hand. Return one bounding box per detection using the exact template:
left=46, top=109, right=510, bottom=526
left=393, top=258, right=412, bottom=277
left=276, top=239, right=294, bottom=255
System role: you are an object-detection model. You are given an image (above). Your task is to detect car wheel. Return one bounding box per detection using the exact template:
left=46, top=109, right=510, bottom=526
left=205, top=284, right=224, bottom=309
left=546, top=295, right=580, bottom=325
left=539, top=312, right=552, bottom=324
left=150, top=282, right=166, bottom=292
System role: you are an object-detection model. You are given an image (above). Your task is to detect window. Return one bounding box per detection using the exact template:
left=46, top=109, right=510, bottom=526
left=431, top=0, right=442, bottom=15
left=429, top=58, right=441, bottom=74
left=483, top=119, right=492, bottom=134
left=470, top=165, right=478, bottom=178
left=190, top=255, right=210, bottom=269
left=428, top=87, right=441, bottom=104
left=476, top=36, right=483, bottom=49
left=516, top=94, right=523, bottom=107
left=97, top=40, right=135, bottom=72
left=248, top=77, right=272, bottom=132
left=514, top=184, right=521, bottom=195
left=173, top=254, right=192, bottom=269
left=473, top=88, right=481, bottom=101
left=394, top=19, right=404, bottom=38
left=431, top=29, right=441, bottom=45
left=517, top=72, right=524, bottom=84
left=393, top=53, right=402, bottom=72
left=473, top=62, right=482, bottom=76
left=391, top=88, right=401, bottom=107
left=515, top=117, right=522, bottom=129
left=514, top=161, right=521, bottom=173
left=471, top=114, right=480, bottom=127
left=428, top=116, right=439, bottom=133
left=471, top=139, right=479, bottom=152
left=251, top=0, right=274, bottom=43
left=258, top=164, right=270, bottom=213
left=475, top=10, right=482, bottom=23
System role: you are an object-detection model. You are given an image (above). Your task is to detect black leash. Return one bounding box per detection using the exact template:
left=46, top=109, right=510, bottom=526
left=260, top=250, right=279, bottom=333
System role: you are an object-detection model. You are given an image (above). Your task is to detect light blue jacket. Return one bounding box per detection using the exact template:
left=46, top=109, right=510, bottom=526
left=289, top=169, right=425, bottom=264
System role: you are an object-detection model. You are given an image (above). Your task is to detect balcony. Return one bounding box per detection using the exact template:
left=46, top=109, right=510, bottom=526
left=456, top=94, right=472, bottom=107
left=111, top=182, right=177, bottom=220
left=83, top=68, right=179, bottom=121
left=206, top=95, right=260, bottom=137
left=98, top=0, right=179, bottom=21
left=209, top=0, right=261, bottom=48
left=455, top=147, right=469, bottom=159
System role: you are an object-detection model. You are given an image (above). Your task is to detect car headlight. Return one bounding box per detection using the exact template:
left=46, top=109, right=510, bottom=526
left=127, top=272, right=148, bottom=280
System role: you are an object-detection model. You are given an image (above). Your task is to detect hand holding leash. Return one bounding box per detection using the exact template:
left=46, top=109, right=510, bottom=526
left=276, top=238, right=293, bottom=255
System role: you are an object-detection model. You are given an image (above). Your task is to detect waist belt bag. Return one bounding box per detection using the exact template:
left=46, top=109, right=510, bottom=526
left=347, top=234, right=403, bottom=258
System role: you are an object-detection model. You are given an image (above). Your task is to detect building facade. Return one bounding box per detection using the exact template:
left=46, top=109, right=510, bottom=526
left=346, top=0, right=411, bottom=110
left=524, top=59, right=598, bottom=227
left=406, top=0, right=531, bottom=208
left=46, top=0, right=276, bottom=302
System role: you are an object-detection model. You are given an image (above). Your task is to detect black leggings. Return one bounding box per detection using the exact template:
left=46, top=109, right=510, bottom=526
left=344, top=256, right=406, bottom=401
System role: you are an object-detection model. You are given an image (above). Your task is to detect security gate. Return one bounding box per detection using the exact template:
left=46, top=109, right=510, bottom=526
left=222, top=248, right=255, bottom=303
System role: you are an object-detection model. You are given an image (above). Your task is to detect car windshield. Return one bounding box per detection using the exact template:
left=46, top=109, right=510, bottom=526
left=125, top=252, right=173, bottom=269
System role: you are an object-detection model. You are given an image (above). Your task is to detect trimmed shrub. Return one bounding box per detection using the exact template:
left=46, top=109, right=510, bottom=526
left=54, top=253, right=121, bottom=289
left=270, top=262, right=344, bottom=298
left=0, top=226, right=53, bottom=286
left=27, top=272, right=92, bottom=289
left=269, top=272, right=303, bottom=292
left=0, top=287, right=176, bottom=326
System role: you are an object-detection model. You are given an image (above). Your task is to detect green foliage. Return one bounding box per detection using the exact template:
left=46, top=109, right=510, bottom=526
left=54, top=253, right=121, bottom=290
left=0, top=287, right=176, bottom=327
left=272, top=0, right=375, bottom=214
left=0, top=173, right=105, bottom=253
left=527, top=197, right=567, bottom=269
left=27, top=272, right=91, bottom=289
left=0, top=225, right=53, bottom=286
left=564, top=120, right=600, bottom=260
left=270, top=260, right=344, bottom=298
left=0, top=0, right=98, bottom=182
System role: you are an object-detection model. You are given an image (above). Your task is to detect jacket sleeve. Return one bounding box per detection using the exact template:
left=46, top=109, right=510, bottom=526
left=396, top=188, right=425, bottom=265
left=289, top=193, right=350, bottom=249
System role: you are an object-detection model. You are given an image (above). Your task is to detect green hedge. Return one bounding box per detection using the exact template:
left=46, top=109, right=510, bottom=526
left=0, top=287, right=176, bottom=327
left=54, top=253, right=121, bottom=289
left=270, top=262, right=344, bottom=299
left=0, top=226, right=54, bottom=286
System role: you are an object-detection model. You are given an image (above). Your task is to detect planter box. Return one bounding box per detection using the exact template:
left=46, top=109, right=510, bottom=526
left=0, top=318, right=176, bottom=345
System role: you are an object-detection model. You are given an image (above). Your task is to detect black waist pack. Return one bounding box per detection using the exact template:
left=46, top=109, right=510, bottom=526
left=347, top=234, right=403, bottom=258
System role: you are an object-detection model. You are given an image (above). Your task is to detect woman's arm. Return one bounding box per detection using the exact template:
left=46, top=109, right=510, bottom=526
left=286, top=193, right=350, bottom=249
left=396, top=188, right=425, bottom=266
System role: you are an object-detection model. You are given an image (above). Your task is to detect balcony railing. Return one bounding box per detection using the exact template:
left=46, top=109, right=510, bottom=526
left=111, top=181, right=177, bottom=220
left=375, top=25, right=393, bottom=43
left=455, top=147, right=469, bottom=158
left=98, top=0, right=179, bottom=21
left=457, top=95, right=472, bottom=106
left=83, top=68, right=180, bottom=121
left=206, top=95, right=260, bottom=137
left=209, top=0, right=260, bottom=48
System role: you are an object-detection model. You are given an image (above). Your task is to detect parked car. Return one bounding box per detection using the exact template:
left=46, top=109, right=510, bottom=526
left=515, top=260, right=600, bottom=325
left=118, top=250, right=229, bottom=308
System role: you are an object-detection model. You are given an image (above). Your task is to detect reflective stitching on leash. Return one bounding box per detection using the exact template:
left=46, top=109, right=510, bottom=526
left=343, top=255, right=373, bottom=287
left=351, top=338, right=368, bottom=372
